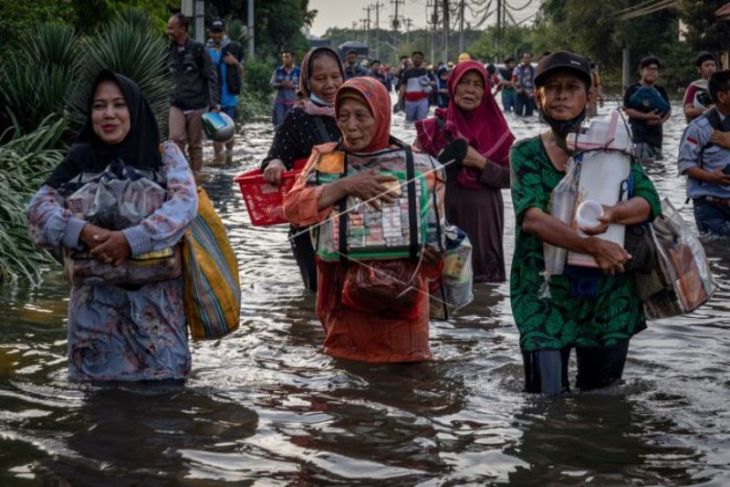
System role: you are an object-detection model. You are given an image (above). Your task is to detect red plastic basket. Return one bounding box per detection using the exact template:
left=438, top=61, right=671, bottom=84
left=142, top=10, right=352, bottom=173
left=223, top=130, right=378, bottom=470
left=234, top=159, right=307, bottom=226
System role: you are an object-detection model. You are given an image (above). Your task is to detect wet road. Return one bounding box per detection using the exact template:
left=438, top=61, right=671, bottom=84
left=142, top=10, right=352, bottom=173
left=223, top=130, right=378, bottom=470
left=1, top=102, right=729, bottom=485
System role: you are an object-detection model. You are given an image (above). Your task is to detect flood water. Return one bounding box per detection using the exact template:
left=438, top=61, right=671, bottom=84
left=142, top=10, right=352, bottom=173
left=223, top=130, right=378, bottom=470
left=1, top=102, right=729, bottom=486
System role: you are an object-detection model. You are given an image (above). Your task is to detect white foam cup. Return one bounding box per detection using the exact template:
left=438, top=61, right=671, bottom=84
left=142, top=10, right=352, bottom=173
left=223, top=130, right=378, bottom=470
left=576, top=200, right=604, bottom=231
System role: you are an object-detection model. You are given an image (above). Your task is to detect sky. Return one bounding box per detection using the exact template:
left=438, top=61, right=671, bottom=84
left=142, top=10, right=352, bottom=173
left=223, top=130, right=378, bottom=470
left=308, top=0, right=540, bottom=37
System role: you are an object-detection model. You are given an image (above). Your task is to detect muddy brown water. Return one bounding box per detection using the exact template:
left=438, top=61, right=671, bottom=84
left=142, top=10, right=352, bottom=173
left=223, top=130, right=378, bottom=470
left=1, top=102, right=729, bottom=486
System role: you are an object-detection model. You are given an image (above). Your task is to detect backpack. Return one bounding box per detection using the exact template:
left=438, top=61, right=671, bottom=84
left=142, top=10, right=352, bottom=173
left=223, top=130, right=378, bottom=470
left=221, top=41, right=244, bottom=95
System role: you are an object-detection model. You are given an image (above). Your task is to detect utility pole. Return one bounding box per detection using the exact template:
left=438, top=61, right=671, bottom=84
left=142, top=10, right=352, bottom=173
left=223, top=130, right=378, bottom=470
left=458, top=0, right=465, bottom=53
left=426, top=0, right=438, bottom=63
left=441, top=0, right=449, bottom=64
left=391, top=0, right=403, bottom=55
left=404, top=17, right=412, bottom=47
left=372, top=2, right=384, bottom=60
left=247, top=0, right=254, bottom=59
left=363, top=5, right=372, bottom=48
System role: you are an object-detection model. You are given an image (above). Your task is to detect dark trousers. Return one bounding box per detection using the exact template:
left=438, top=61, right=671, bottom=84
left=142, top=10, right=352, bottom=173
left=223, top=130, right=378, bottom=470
left=522, top=341, right=630, bottom=395
left=693, top=198, right=730, bottom=237
left=515, top=93, right=535, bottom=117
left=290, top=226, right=317, bottom=292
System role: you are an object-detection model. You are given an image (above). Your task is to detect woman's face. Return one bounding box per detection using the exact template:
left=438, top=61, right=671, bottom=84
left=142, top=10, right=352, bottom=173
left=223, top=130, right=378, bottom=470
left=537, top=72, right=590, bottom=121
left=91, top=80, right=131, bottom=145
left=309, top=54, right=344, bottom=103
left=453, top=70, right=485, bottom=112
left=337, top=97, right=376, bottom=152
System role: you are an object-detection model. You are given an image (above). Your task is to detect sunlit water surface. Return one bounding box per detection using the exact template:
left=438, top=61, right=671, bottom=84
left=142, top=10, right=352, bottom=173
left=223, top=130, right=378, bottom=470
left=1, top=101, right=729, bottom=486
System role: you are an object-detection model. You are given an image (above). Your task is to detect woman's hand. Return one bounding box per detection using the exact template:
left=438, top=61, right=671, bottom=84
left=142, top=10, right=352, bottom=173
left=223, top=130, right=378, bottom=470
left=462, top=146, right=487, bottom=171
left=79, top=223, right=111, bottom=251
left=90, top=231, right=131, bottom=266
left=580, top=204, right=620, bottom=236
left=263, top=159, right=286, bottom=185
left=342, top=170, right=398, bottom=209
left=587, top=237, right=631, bottom=275
left=710, top=130, right=730, bottom=150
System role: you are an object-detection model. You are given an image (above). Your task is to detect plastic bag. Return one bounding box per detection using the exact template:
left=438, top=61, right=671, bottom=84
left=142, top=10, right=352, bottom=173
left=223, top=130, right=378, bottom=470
left=430, top=225, right=474, bottom=320
left=83, top=160, right=166, bottom=230
left=342, top=259, right=424, bottom=320
left=543, top=156, right=581, bottom=277
left=637, top=198, right=715, bottom=320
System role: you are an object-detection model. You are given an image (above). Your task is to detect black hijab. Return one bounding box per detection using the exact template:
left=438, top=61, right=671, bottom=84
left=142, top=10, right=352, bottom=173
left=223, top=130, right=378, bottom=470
left=45, top=70, right=162, bottom=188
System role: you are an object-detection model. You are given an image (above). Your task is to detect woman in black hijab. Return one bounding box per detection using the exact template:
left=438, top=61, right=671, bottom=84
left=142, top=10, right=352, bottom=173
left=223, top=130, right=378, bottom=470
left=28, top=70, right=199, bottom=382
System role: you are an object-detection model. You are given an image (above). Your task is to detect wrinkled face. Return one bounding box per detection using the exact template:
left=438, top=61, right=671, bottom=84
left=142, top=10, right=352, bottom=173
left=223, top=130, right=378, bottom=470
left=91, top=80, right=131, bottom=145
left=699, top=60, right=717, bottom=80
left=309, top=54, right=343, bottom=103
left=453, top=70, right=485, bottom=112
left=166, top=16, right=185, bottom=42
left=210, top=30, right=224, bottom=44
left=347, top=52, right=357, bottom=64
left=282, top=52, right=293, bottom=66
left=522, top=53, right=532, bottom=65
left=337, top=97, right=376, bottom=151
left=537, top=72, right=590, bottom=121
left=412, top=53, right=424, bottom=67
left=641, top=64, right=659, bottom=84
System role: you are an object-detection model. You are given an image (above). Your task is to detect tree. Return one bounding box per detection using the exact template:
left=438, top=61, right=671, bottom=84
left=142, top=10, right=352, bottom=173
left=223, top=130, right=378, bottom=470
left=677, top=0, right=730, bottom=53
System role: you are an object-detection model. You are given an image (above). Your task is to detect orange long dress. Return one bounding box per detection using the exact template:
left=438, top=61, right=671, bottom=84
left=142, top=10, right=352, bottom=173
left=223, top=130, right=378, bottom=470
left=284, top=143, right=437, bottom=363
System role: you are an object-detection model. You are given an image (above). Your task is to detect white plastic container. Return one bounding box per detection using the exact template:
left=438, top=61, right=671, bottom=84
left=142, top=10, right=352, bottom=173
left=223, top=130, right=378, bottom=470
left=575, top=199, right=604, bottom=231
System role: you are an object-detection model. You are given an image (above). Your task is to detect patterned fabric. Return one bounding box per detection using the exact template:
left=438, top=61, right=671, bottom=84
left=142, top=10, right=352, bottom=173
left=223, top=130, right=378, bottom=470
left=27, top=141, right=198, bottom=381
left=509, top=136, right=661, bottom=352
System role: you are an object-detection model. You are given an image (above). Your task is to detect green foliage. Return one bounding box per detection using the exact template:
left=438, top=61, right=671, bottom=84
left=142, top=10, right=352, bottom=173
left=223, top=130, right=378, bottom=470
left=244, top=59, right=275, bottom=95
left=677, top=0, right=730, bottom=53
left=68, top=10, right=173, bottom=135
left=0, top=23, right=79, bottom=136
left=0, top=117, right=66, bottom=283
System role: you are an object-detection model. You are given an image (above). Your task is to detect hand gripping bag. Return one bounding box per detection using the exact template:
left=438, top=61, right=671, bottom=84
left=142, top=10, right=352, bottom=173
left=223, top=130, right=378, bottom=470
left=183, top=187, right=241, bottom=339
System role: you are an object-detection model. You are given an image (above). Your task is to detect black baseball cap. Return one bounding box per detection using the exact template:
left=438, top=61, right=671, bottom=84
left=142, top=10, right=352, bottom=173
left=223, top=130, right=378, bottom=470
left=210, top=19, right=225, bottom=32
left=534, top=51, right=591, bottom=88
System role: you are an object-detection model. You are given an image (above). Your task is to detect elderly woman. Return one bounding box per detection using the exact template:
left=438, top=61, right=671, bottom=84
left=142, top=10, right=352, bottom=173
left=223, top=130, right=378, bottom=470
left=509, top=52, right=660, bottom=394
left=262, top=46, right=345, bottom=291
left=27, top=71, right=198, bottom=381
left=284, top=78, right=445, bottom=363
left=415, top=61, right=514, bottom=282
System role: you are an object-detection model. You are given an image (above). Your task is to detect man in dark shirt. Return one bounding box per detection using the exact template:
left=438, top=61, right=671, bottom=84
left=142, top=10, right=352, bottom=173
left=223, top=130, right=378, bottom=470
left=398, top=51, right=433, bottom=122
left=623, top=55, right=671, bottom=162
left=167, top=13, right=219, bottom=174
left=498, top=56, right=516, bottom=113
left=344, top=50, right=368, bottom=79
left=369, top=60, right=391, bottom=91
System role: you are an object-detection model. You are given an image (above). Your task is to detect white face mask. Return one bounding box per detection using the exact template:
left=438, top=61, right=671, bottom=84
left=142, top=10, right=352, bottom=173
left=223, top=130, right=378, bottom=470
left=309, top=93, right=331, bottom=106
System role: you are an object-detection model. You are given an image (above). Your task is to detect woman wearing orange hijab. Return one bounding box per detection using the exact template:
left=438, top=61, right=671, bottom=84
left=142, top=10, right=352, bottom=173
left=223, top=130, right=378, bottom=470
left=284, top=78, right=445, bottom=363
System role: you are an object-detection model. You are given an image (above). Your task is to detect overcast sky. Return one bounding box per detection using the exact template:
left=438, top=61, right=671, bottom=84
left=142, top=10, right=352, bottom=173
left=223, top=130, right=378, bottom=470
left=308, top=0, right=540, bottom=37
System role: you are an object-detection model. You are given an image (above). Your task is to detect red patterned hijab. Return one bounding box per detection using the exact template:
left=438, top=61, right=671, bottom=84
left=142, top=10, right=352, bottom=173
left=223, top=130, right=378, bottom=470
left=335, top=77, right=392, bottom=153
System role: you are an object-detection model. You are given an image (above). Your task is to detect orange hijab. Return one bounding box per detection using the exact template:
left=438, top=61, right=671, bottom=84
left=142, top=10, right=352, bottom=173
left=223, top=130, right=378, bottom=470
left=334, top=77, right=391, bottom=153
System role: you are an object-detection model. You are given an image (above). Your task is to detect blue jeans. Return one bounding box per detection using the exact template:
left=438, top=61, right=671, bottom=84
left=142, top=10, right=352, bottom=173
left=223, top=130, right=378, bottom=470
left=515, top=93, right=535, bottom=117
left=693, top=198, right=730, bottom=237
left=501, top=90, right=516, bottom=113
left=404, top=98, right=430, bottom=122
left=273, top=101, right=293, bottom=127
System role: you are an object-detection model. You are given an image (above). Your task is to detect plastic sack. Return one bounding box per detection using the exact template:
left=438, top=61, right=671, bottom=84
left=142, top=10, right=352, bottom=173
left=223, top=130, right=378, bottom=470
left=430, top=225, right=474, bottom=320
left=543, top=156, right=581, bottom=276
left=636, top=198, right=715, bottom=320
left=69, top=160, right=166, bottom=230
left=342, top=259, right=425, bottom=320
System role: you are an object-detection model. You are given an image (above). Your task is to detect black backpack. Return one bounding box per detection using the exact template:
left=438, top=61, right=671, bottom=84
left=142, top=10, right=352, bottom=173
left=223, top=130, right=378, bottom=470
left=221, top=41, right=244, bottom=95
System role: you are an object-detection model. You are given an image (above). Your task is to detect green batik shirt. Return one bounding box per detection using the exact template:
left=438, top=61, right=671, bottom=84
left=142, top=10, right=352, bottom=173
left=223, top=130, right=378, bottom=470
left=509, top=136, right=661, bottom=352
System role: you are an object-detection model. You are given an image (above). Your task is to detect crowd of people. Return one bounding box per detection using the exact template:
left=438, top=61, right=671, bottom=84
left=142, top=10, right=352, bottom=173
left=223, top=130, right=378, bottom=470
left=24, top=12, right=730, bottom=397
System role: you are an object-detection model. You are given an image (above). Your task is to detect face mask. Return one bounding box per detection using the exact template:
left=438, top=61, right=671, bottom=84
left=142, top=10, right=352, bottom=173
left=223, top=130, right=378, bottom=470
left=540, top=107, right=586, bottom=153
left=309, top=93, right=331, bottom=106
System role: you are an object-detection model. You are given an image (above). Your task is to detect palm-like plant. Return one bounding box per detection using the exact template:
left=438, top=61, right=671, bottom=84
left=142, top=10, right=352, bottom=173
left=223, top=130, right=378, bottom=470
left=0, top=23, right=78, bottom=135
left=69, top=8, right=172, bottom=136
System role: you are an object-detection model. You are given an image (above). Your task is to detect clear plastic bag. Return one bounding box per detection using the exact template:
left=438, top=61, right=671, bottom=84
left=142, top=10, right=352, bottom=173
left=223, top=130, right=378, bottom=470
left=543, top=156, right=581, bottom=277
left=429, top=225, right=474, bottom=320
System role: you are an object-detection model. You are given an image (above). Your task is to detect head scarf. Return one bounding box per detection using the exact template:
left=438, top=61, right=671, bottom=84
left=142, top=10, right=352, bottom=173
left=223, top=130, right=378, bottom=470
left=45, top=70, right=161, bottom=188
left=335, top=77, right=391, bottom=153
left=297, top=46, right=345, bottom=117
left=416, top=61, right=514, bottom=166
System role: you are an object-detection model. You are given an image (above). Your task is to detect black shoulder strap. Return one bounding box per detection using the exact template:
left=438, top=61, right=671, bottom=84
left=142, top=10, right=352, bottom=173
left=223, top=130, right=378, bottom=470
left=312, top=116, right=334, bottom=143
left=405, top=148, right=419, bottom=260
left=338, top=153, right=349, bottom=262
left=705, top=108, right=723, bottom=132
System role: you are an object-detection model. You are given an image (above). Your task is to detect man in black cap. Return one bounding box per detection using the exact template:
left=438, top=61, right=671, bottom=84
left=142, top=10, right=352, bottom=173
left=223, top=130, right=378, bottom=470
left=623, top=56, right=671, bottom=162
left=683, top=52, right=717, bottom=123
left=206, top=18, right=244, bottom=165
